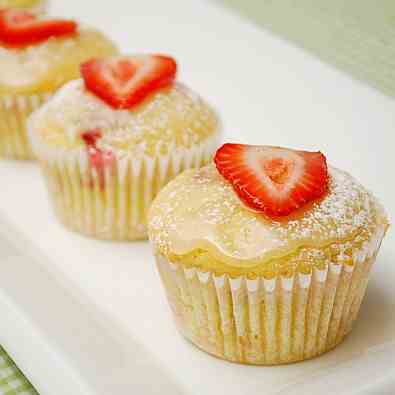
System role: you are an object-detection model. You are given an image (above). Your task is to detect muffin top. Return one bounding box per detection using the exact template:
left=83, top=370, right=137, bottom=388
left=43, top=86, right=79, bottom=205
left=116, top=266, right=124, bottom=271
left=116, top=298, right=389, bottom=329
left=0, top=12, right=117, bottom=95
left=28, top=63, right=220, bottom=159
left=0, top=0, right=42, bottom=9
left=148, top=146, right=388, bottom=277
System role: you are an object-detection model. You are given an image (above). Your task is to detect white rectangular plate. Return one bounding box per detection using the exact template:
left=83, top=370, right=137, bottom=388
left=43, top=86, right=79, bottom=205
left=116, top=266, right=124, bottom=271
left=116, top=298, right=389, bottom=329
left=1, top=1, right=395, bottom=394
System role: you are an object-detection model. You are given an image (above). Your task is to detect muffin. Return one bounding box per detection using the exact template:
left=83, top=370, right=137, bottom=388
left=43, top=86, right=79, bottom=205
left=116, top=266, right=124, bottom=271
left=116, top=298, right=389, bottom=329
left=0, top=8, right=117, bottom=159
left=28, top=54, right=221, bottom=240
left=148, top=143, right=389, bottom=365
left=0, top=0, right=47, bottom=14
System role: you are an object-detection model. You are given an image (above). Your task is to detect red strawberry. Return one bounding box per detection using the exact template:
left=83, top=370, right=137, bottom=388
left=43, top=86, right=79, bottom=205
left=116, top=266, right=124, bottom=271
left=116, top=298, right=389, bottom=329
left=81, top=128, right=102, bottom=147
left=0, top=9, right=77, bottom=47
left=80, top=55, right=177, bottom=110
left=214, top=144, right=329, bottom=218
left=81, top=129, right=114, bottom=189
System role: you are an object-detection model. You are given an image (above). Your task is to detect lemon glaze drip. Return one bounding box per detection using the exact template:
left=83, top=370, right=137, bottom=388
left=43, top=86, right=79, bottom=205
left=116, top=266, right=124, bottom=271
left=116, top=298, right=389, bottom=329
left=148, top=164, right=388, bottom=275
left=0, top=28, right=118, bottom=95
left=162, top=229, right=376, bottom=278
left=28, top=79, right=220, bottom=158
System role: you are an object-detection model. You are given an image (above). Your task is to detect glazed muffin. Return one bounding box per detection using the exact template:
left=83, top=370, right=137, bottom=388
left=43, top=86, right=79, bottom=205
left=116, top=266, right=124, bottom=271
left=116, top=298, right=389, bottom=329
left=0, top=0, right=47, bottom=14
left=28, top=54, right=221, bottom=240
left=148, top=144, right=389, bottom=365
left=0, top=8, right=117, bottom=159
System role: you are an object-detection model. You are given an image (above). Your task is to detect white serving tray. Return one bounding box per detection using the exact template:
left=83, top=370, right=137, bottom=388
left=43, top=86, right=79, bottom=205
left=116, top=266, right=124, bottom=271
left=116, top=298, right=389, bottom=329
left=1, top=0, right=395, bottom=394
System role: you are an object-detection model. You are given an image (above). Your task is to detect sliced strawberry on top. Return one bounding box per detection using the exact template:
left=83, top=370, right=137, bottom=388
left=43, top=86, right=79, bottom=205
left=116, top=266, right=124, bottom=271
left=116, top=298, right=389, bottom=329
left=214, top=144, right=329, bottom=218
left=0, top=8, right=77, bottom=47
left=80, top=55, right=177, bottom=110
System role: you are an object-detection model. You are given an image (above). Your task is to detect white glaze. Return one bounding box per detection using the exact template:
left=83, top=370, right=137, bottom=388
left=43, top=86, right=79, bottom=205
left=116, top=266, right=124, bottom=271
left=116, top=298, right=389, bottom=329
left=149, top=164, right=388, bottom=266
left=159, top=225, right=382, bottom=291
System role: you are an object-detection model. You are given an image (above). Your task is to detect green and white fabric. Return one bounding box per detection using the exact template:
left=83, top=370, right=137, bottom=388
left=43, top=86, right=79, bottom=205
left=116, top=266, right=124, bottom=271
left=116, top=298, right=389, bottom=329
left=0, top=347, right=37, bottom=395
left=220, top=0, right=395, bottom=98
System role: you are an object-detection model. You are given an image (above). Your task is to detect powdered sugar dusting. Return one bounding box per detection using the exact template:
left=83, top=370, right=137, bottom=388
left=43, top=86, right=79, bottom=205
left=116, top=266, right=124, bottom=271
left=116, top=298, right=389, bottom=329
left=29, top=79, right=220, bottom=159
left=148, top=164, right=387, bottom=267
left=0, top=27, right=117, bottom=94
left=272, top=168, right=375, bottom=242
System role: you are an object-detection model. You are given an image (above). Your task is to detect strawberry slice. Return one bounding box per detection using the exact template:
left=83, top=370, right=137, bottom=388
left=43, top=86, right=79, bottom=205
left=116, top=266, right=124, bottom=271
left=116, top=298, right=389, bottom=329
left=81, top=129, right=115, bottom=189
left=214, top=144, right=329, bottom=218
left=80, top=55, right=177, bottom=110
left=0, top=9, right=77, bottom=47
left=81, top=128, right=102, bottom=147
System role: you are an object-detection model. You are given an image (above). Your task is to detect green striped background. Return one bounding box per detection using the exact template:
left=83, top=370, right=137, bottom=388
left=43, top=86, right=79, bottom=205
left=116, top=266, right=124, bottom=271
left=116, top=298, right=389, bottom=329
left=219, top=0, right=395, bottom=98
left=0, top=347, right=37, bottom=395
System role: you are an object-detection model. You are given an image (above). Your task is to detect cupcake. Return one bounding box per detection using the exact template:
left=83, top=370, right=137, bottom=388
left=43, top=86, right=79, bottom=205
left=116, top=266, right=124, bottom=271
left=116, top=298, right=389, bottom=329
left=0, top=8, right=117, bottom=159
left=28, top=54, right=221, bottom=240
left=148, top=143, right=389, bottom=365
left=0, top=0, right=47, bottom=14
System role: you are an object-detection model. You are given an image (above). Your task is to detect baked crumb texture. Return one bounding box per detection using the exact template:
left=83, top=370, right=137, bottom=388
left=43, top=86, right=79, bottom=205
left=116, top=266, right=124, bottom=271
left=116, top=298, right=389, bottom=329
left=0, top=28, right=117, bottom=159
left=0, top=0, right=46, bottom=14
left=28, top=81, right=220, bottom=240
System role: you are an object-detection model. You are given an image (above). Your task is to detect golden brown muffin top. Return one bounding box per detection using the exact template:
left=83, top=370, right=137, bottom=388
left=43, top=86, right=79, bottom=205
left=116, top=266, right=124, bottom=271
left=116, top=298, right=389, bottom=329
left=0, top=0, right=42, bottom=9
left=28, top=79, right=220, bottom=158
left=0, top=27, right=117, bottom=95
left=148, top=164, right=388, bottom=277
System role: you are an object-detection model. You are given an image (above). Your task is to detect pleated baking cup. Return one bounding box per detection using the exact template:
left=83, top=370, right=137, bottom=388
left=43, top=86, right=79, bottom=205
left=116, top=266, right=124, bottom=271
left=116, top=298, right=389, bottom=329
left=0, top=93, right=51, bottom=160
left=155, top=226, right=385, bottom=365
left=33, top=135, right=220, bottom=240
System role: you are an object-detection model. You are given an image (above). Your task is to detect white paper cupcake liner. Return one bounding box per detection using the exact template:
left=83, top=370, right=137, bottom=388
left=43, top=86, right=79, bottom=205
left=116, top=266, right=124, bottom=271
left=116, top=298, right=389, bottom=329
left=155, top=226, right=385, bottom=365
left=0, top=93, right=51, bottom=160
left=33, top=134, right=220, bottom=240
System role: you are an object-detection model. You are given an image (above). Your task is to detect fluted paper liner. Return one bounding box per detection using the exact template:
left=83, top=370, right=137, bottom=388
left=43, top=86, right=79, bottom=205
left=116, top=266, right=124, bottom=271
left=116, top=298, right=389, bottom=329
left=155, top=227, right=384, bottom=365
left=34, top=135, right=219, bottom=240
left=0, top=93, right=51, bottom=160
